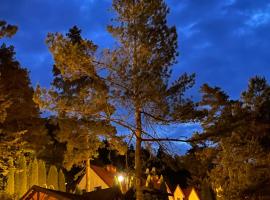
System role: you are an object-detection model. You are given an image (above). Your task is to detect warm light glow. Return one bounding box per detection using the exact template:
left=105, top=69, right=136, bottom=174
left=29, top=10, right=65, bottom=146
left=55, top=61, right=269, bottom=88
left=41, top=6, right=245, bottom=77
left=118, top=175, right=124, bottom=183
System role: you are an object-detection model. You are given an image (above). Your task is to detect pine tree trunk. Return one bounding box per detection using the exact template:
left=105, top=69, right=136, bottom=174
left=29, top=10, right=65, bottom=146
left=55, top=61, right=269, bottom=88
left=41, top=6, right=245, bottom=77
left=135, top=107, right=143, bottom=200
left=86, top=158, right=91, bottom=192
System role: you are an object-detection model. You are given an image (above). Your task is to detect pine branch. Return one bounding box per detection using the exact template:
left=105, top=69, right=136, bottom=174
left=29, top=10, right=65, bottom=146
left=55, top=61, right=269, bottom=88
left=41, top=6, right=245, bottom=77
left=141, top=111, right=174, bottom=124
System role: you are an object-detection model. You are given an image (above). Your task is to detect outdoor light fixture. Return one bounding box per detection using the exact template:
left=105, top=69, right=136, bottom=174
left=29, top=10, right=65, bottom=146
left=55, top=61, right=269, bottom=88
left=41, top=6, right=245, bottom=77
left=117, top=175, right=124, bottom=183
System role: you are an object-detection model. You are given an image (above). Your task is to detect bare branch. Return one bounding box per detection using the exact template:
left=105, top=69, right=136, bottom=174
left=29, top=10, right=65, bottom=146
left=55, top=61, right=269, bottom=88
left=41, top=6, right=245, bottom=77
left=141, top=111, right=174, bottom=124
left=141, top=137, right=189, bottom=142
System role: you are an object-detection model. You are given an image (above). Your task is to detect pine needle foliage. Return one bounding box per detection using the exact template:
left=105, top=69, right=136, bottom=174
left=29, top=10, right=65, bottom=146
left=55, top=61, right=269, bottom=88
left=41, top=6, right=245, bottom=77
left=191, top=76, right=270, bottom=200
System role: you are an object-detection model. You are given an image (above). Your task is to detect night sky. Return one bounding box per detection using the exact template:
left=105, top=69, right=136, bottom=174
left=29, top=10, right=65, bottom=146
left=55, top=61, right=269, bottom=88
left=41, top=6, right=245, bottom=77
left=1, top=0, right=270, bottom=153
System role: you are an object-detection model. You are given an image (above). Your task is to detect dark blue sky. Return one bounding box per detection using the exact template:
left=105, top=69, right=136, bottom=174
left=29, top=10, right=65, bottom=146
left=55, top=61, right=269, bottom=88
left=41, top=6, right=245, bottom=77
left=1, top=0, right=270, bottom=153
left=1, top=0, right=270, bottom=99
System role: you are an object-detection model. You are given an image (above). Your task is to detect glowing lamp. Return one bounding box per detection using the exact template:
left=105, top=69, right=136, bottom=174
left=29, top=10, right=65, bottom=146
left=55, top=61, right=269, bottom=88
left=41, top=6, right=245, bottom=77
left=117, top=175, right=124, bottom=183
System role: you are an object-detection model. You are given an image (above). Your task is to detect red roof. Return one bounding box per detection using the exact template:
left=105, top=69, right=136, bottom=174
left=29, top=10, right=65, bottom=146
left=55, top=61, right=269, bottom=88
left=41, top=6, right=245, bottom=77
left=91, top=165, right=116, bottom=187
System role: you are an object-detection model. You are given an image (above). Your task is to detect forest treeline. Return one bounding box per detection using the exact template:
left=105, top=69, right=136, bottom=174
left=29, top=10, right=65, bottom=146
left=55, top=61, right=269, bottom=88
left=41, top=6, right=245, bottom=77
left=1, top=0, right=270, bottom=199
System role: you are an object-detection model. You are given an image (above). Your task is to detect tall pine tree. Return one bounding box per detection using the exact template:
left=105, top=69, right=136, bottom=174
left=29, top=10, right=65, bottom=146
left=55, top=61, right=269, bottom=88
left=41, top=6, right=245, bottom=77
left=35, top=26, right=123, bottom=192
left=104, top=1, right=198, bottom=199
left=35, top=2, right=200, bottom=198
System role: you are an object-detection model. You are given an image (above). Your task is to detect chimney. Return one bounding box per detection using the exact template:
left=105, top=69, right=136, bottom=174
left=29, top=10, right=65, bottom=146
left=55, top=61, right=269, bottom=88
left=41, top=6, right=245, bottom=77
left=106, top=164, right=117, bottom=173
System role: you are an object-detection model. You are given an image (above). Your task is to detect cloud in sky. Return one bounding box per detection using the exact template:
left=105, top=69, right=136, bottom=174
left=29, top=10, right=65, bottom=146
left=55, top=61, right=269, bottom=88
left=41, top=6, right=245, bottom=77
left=167, top=0, right=270, bottom=98
left=246, top=4, right=270, bottom=27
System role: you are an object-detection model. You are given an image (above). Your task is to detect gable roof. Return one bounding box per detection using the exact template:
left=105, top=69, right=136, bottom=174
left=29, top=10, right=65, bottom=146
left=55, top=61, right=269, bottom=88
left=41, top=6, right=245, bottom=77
left=69, top=164, right=117, bottom=191
left=91, top=165, right=116, bottom=187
